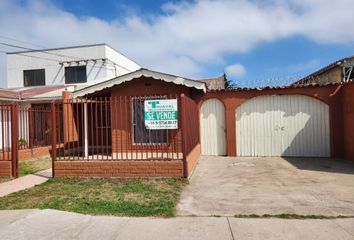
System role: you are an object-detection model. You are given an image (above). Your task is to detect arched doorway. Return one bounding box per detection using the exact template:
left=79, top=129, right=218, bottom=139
left=200, top=98, right=226, bottom=155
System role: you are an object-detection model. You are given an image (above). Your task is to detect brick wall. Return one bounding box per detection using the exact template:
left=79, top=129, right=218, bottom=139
left=342, top=82, right=354, bottom=161
left=19, top=146, right=51, bottom=161
left=199, top=84, right=344, bottom=158
left=54, top=160, right=184, bottom=177
left=0, top=161, right=11, bottom=177
left=186, top=144, right=201, bottom=176
left=109, top=78, right=189, bottom=154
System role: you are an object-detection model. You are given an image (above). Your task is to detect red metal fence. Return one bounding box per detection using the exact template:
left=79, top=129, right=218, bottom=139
left=18, top=104, right=53, bottom=150
left=1, top=93, right=201, bottom=178
left=0, top=103, right=13, bottom=162
left=0, top=103, right=18, bottom=177
left=53, top=94, right=184, bottom=162
left=0, top=102, right=57, bottom=177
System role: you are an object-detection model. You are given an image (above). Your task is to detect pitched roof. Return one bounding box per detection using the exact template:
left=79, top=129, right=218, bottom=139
left=73, top=68, right=207, bottom=97
left=294, top=55, right=354, bottom=85
left=198, top=76, right=225, bottom=90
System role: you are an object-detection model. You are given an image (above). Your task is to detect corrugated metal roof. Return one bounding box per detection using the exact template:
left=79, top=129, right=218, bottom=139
left=73, top=68, right=207, bottom=97
left=0, top=89, right=19, bottom=99
left=18, top=85, right=66, bottom=99
left=0, top=85, right=67, bottom=101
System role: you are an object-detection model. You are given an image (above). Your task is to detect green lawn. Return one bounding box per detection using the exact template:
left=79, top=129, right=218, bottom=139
left=0, top=177, right=186, bottom=217
left=19, top=157, right=52, bottom=176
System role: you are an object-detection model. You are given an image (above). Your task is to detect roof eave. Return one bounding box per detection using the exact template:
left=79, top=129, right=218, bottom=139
left=73, top=69, right=207, bottom=98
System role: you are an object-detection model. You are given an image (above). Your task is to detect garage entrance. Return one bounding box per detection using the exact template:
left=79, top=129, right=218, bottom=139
left=236, top=95, right=330, bottom=157
left=200, top=98, right=226, bottom=155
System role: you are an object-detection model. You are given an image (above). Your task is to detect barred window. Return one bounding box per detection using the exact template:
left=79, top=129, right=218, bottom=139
left=131, top=97, right=168, bottom=144
left=24, top=69, right=45, bottom=87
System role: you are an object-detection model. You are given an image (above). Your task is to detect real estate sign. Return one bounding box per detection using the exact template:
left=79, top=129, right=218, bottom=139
left=144, top=99, right=178, bottom=129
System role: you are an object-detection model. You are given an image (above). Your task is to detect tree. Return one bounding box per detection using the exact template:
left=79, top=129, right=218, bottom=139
left=223, top=73, right=238, bottom=89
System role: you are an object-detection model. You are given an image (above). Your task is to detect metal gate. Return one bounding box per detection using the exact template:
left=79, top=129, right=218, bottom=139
left=236, top=95, right=330, bottom=157
left=0, top=102, right=56, bottom=178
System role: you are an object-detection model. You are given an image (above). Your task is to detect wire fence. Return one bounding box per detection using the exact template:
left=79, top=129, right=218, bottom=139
left=231, top=73, right=354, bottom=89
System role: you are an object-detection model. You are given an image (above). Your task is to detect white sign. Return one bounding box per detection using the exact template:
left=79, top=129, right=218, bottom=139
left=144, top=99, right=178, bottom=129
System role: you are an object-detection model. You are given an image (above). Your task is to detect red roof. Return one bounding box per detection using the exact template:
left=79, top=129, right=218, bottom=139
left=0, top=85, right=66, bottom=100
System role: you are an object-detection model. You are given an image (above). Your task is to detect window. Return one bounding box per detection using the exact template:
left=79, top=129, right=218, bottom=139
left=65, top=66, right=87, bottom=84
left=132, top=98, right=168, bottom=144
left=96, top=103, right=111, bottom=128
left=343, top=66, right=354, bottom=81
left=23, top=69, right=45, bottom=87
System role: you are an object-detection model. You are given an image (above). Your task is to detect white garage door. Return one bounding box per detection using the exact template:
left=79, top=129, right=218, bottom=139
left=200, top=98, right=226, bottom=155
left=236, top=95, right=330, bottom=157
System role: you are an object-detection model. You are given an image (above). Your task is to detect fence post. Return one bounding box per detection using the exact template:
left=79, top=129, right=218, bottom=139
left=51, top=101, right=56, bottom=177
left=11, top=102, right=18, bottom=178
left=84, top=101, right=89, bottom=158
left=180, top=94, right=188, bottom=177
left=28, top=108, right=33, bottom=149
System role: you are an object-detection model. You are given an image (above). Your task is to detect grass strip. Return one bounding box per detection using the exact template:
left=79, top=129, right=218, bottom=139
left=0, top=177, right=186, bottom=217
left=233, top=213, right=354, bottom=219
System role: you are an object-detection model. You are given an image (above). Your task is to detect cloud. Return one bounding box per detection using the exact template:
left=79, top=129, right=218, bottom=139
left=286, top=59, right=321, bottom=74
left=225, top=63, right=247, bottom=78
left=0, top=0, right=354, bottom=87
left=269, top=59, right=322, bottom=77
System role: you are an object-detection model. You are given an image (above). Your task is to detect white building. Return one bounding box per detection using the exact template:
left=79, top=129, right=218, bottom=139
left=6, top=43, right=141, bottom=89
left=0, top=44, right=141, bottom=152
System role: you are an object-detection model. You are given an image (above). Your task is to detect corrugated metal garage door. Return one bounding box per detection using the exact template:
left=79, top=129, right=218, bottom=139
left=236, top=95, right=330, bottom=157
left=200, top=98, right=226, bottom=155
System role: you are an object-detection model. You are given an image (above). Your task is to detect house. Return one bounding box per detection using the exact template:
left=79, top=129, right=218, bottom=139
left=43, top=67, right=353, bottom=178
left=6, top=43, right=141, bottom=89
left=54, top=68, right=206, bottom=177
left=1, top=45, right=354, bottom=179
left=293, top=55, right=354, bottom=85
left=0, top=43, right=226, bottom=176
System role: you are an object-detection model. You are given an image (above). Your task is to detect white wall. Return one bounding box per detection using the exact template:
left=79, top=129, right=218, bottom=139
left=0, top=107, right=11, bottom=150
left=104, top=45, right=141, bottom=78
left=6, top=44, right=141, bottom=88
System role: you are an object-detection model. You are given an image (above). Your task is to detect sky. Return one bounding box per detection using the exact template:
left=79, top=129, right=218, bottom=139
left=0, top=0, right=354, bottom=88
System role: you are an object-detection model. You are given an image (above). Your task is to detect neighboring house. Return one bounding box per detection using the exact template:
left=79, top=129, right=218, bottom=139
left=6, top=43, right=141, bottom=89
left=0, top=44, right=141, bottom=162
left=294, top=55, right=354, bottom=85
left=198, top=76, right=225, bottom=90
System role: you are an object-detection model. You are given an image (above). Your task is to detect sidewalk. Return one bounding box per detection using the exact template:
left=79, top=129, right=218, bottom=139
left=0, top=169, right=51, bottom=197
left=0, top=209, right=353, bottom=240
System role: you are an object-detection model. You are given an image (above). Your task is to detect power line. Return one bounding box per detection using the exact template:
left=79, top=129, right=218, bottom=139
left=0, top=42, right=85, bottom=60
left=0, top=35, right=46, bottom=49
left=0, top=44, right=118, bottom=71
left=0, top=40, right=129, bottom=72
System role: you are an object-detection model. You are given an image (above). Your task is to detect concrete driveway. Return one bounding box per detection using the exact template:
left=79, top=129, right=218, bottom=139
left=177, top=156, right=354, bottom=217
